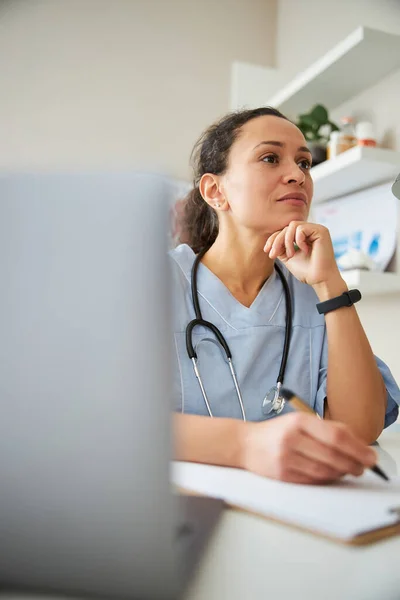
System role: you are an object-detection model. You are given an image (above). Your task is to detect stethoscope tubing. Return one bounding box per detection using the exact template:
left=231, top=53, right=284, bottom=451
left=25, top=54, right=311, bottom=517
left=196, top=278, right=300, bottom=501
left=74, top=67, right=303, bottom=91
left=185, top=247, right=292, bottom=419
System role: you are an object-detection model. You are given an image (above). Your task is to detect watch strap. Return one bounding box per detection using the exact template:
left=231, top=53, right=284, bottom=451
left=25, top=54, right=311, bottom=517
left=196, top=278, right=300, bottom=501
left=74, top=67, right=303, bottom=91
left=316, top=289, right=362, bottom=315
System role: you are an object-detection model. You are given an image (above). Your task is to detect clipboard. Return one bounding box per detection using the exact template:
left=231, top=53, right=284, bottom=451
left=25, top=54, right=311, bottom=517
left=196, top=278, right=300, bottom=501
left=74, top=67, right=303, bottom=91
left=173, top=461, right=400, bottom=546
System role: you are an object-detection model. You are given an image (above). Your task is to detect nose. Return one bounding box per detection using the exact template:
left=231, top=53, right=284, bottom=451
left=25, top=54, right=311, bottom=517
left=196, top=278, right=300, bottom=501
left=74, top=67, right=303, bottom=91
left=282, top=162, right=306, bottom=186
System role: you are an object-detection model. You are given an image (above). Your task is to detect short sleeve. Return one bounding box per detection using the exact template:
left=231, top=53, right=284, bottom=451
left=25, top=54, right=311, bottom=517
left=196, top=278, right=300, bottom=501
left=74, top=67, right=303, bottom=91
left=315, top=334, right=400, bottom=428
left=374, top=355, right=400, bottom=428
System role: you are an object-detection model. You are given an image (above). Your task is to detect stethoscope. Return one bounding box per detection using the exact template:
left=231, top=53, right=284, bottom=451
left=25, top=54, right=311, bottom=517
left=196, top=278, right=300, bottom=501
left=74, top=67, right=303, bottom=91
left=185, top=247, right=292, bottom=421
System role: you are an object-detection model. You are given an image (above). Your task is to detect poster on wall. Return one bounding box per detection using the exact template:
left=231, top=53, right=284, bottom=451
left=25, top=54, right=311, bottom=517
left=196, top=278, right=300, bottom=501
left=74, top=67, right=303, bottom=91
left=312, top=182, right=398, bottom=272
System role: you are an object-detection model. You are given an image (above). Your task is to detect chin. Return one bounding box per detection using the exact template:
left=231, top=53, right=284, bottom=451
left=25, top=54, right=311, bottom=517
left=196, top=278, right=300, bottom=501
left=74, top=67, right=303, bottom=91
left=252, top=207, right=309, bottom=235
left=266, top=212, right=307, bottom=232
left=279, top=207, right=309, bottom=225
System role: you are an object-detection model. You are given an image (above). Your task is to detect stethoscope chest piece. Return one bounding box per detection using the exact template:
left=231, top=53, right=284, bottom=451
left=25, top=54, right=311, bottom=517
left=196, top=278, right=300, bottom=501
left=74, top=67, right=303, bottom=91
left=262, top=384, right=286, bottom=415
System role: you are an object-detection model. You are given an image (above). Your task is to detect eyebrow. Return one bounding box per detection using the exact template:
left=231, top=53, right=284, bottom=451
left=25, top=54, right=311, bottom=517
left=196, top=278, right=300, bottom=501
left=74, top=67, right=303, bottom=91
left=253, top=140, right=312, bottom=155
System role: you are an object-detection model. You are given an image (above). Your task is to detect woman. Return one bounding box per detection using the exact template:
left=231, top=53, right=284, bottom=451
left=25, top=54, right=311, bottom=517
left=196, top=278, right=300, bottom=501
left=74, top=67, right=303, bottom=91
left=170, top=107, right=400, bottom=484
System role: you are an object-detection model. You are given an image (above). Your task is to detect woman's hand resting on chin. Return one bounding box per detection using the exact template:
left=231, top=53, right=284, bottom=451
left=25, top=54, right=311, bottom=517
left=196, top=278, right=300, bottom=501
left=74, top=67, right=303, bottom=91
left=264, top=221, right=345, bottom=292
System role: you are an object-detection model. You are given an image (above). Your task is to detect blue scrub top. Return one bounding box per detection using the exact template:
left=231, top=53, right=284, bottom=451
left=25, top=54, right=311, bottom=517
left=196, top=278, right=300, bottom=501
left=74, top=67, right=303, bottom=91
left=170, top=244, right=400, bottom=427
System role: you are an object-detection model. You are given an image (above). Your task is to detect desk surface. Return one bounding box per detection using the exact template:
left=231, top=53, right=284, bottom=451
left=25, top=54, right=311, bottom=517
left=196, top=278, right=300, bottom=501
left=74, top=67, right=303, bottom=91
left=184, top=426, right=400, bottom=600
left=2, top=428, right=400, bottom=600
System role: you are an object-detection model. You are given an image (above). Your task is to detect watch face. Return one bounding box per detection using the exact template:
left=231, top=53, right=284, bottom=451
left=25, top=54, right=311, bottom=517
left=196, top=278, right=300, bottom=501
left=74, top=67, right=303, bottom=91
left=350, top=289, right=362, bottom=303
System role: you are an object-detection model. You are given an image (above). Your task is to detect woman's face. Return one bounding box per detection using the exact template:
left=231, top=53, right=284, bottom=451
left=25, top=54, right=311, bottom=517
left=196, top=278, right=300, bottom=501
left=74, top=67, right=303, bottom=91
left=219, top=115, right=314, bottom=235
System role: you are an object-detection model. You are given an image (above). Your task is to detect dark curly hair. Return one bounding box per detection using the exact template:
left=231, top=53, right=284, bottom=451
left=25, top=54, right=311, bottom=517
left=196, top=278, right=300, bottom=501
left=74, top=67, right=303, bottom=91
left=180, top=107, right=289, bottom=254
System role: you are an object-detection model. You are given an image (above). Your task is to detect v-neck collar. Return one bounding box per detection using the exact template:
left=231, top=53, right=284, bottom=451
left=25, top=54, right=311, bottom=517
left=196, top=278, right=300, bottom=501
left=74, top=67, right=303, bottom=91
left=170, top=244, right=286, bottom=329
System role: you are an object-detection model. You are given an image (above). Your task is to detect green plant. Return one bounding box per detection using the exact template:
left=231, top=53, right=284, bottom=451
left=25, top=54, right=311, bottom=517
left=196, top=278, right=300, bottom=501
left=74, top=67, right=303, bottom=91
left=296, top=104, right=339, bottom=144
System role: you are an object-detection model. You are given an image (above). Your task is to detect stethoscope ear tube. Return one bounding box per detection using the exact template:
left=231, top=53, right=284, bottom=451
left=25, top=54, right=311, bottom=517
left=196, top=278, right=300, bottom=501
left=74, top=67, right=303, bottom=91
left=274, top=262, right=292, bottom=385
left=190, top=247, right=208, bottom=320
left=186, top=318, right=232, bottom=360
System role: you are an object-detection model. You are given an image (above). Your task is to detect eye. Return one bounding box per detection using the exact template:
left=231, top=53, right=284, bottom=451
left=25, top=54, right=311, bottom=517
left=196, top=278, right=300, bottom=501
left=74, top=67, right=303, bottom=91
left=262, top=154, right=279, bottom=164
left=298, top=158, right=312, bottom=170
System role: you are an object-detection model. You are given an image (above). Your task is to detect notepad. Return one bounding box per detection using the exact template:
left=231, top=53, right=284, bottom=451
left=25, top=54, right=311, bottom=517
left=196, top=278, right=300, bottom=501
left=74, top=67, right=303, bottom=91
left=172, top=462, right=400, bottom=544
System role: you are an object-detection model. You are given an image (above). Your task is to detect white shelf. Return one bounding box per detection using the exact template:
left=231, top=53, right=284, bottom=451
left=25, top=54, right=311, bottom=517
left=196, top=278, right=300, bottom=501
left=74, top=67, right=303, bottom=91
left=267, top=26, right=400, bottom=116
left=311, top=146, right=400, bottom=204
left=342, top=270, right=400, bottom=296
left=262, top=26, right=400, bottom=299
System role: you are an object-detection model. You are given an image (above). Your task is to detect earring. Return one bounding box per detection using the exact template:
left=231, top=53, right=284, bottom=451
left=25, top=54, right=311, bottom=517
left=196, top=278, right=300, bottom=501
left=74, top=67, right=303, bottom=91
left=215, top=203, right=221, bottom=208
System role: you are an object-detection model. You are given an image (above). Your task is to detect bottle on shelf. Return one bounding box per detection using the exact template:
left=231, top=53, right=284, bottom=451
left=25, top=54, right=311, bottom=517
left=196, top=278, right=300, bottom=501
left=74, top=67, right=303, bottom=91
left=327, top=116, right=357, bottom=160
left=355, top=121, right=377, bottom=147
left=339, top=116, right=357, bottom=150
left=327, top=131, right=342, bottom=159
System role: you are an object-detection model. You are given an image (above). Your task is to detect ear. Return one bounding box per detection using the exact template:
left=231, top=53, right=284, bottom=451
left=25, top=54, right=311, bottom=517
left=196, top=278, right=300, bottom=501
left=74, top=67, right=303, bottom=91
left=199, top=174, right=228, bottom=211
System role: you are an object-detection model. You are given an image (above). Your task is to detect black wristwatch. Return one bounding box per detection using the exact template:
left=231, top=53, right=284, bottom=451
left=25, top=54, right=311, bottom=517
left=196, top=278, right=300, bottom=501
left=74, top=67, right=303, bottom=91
left=316, top=289, right=362, bottom=315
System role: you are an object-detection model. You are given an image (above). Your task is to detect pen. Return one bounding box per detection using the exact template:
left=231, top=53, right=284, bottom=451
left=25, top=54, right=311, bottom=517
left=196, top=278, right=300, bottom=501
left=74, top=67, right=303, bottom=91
left=280, top=388, right=390, bottom=482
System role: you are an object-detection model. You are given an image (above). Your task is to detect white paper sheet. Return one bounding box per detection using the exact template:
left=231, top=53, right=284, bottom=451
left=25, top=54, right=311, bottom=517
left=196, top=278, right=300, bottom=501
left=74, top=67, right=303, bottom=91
left=173, top=462, right=400, bottom=541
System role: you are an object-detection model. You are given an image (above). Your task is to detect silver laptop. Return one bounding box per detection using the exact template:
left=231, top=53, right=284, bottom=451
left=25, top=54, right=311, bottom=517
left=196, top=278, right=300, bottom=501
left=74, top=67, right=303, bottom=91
left=0, top=173, right=222, bottom=600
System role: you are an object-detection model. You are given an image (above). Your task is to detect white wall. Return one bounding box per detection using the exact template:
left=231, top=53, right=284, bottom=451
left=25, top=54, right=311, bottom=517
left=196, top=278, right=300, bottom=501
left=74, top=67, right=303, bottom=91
left=275, top=0, right=400, bottom=382
left=275, top=0, right=400, bottom=83
left=0, top=0, right=277, bottom=180
left=2, top=0, right=398, bottom=383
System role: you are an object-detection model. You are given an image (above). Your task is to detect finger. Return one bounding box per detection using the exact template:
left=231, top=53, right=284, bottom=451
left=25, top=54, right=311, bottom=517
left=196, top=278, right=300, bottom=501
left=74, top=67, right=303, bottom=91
left=264, top=231, right=281, bottom=253
left=269, top=230, right=286, bottom=258
left=295, top=226, right=309, bottom=255
left=284, top=223, right=298, bottom=258
left=269, top=229, right=287, bottom=259
left=299, top=417, right=377, bottom=467
left=287, top=452, right=344, bottom=483
left=296, top=432, right=365, bottom=477
left=290, top=221, right=324, bottom=244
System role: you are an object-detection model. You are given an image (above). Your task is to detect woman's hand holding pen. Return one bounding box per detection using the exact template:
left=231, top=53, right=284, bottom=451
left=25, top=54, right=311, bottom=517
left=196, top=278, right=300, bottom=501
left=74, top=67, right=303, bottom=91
left=264, top=221, right=347, bottom=298
left=241, top=413, right=378, bottom=484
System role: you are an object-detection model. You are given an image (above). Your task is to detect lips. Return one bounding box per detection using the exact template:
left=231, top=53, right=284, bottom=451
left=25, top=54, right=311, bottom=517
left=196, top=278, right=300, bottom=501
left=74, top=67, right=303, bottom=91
left=277, top=192, right=307, bottom=204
